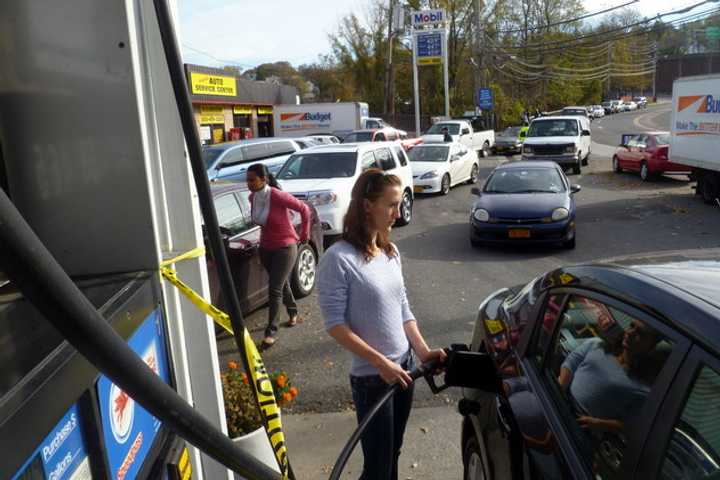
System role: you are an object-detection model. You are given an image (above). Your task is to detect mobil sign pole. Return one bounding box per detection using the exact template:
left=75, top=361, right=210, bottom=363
left=411, top=9, right=448, bottom=136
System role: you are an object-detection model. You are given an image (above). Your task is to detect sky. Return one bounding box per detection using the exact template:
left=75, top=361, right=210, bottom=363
left=178, top=0, right=711, bottom=70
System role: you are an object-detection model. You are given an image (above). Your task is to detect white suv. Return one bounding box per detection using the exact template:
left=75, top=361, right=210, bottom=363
left=276, top=143, right=415, bottom=236
left=521, top=116, right=591, bottom=175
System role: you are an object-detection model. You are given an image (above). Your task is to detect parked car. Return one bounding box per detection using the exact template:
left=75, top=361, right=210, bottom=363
left=626, top=101, right=638, bottom=111
left=422, top=120, right=495, bottom=158
left=203, top=138, right=302, bottom=183
left=591, top=105, right=605, bottom=118
left=560, top=106, right=590, bottom=118
left=341, top=127, right=404, bottom=143
left=276, top=142, right=415, bottom=236
left=613, top=132, right=692, bottom=181
left=634, top=96, right=648, bottom=108
left=408, top=142, right=480, bottom=195
left=460, top=251, right=720, bottom=480
left=469, top=161, right=579, bottom=249
left=522, top=116, right=592, bottom=174
left=602, top=101, right=614, bottom=114
left=493, top=126, right=528, bottom=155
left=207, top=183, right=324, bottom=313
left=309, top=134, right=341, bottom=145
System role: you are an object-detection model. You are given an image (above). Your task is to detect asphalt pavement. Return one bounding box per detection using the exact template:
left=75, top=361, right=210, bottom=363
left=220, top=103, right=720, bottom=479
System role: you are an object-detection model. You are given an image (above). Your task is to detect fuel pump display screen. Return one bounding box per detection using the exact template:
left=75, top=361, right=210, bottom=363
left=96, top=309, right=171, bottom=480
left=11, top=403, right=91, bottom=480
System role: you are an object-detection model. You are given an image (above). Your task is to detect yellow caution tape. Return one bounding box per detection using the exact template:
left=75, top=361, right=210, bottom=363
left=160, top=248, right=290, bottom=478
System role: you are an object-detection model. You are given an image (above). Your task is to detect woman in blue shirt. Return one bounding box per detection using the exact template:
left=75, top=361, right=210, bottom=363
left=317, top=168, right=446, bottom=480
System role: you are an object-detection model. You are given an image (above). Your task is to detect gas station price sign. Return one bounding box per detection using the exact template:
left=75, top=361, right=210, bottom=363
left=416, top=31, right=443, bottom=65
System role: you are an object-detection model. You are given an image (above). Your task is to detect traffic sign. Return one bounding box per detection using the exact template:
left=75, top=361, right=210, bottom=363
left=416, top=31, right=443, bottom=65
left=477, top=88, right=493, bottom=110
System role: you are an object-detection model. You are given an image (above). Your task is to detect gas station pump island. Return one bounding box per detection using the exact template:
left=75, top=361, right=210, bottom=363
left=0, top=3, right=497, bottom=479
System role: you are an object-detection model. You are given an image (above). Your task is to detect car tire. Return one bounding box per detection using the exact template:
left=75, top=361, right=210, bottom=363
left=582, top=152, right=589, bottom=166
left=562, top=235, right=576, bottom=250
left=440, top=174, right=451, bottom=195
left=640, top=161, right=651, bottom=182
left=396, top=190, right=413, bottom=226
left=613, top=155, right=622, bottom=173
left=291, top=243, right=317, bottom=298
left=480, top=141, right=490, bottom=158
left=463, top=434, right=488, bottom=480
left=700, top=173, right=720, bottom=204
left=468, top=164, right=479, bottom=184
left=572, top=158, right=581, bottom=175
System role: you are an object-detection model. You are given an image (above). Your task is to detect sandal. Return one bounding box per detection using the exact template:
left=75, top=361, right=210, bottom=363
left=261, top=336, right=276, bottom=349
left=286, top=315, right=298, bottom=327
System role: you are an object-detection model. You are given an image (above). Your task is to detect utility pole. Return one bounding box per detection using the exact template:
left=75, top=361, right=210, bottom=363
left=383, top=0, right=396, bottom=116
left=652, top=41, right=657, bottom=100
left=475, top=0, right=484, bottom=114
left=606, top=41, right=613, bottom=98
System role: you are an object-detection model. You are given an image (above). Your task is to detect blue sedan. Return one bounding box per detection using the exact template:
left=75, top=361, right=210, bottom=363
left=469, top=161, right=580, bottom=249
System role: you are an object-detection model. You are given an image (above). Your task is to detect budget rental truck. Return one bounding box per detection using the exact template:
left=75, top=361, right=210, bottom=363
left=272, top=102, right=387, bottom=138
left=670, top=74, right=720, bottom=204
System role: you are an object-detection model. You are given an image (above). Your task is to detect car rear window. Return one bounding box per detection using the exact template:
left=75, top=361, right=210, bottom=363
left=278, top=152, right=357, bottom=179
left=409, top=145, right=449, bottom=162
left=343, top=132, right=373, bottom=143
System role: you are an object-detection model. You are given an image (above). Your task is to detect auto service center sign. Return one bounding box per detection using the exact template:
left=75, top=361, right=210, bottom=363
left=411, top=9, right=445, bottom=28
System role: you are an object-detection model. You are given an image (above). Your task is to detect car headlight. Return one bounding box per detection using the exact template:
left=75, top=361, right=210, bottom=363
left=551, top=207, right=569, bottom=221
left=473, top=208, right=490, bottom=222
left=307, top=191, right=337, bottom=206
left=523, top=145, right=533, bottom=154
left=564, top=144, right=576, bottom=154
left=421, top=170, right=439, bottom=179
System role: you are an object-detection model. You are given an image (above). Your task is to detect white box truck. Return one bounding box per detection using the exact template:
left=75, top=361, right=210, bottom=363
left=670, top=74, right=720, bottom=204
left=272, top=102, right=387, bottom=138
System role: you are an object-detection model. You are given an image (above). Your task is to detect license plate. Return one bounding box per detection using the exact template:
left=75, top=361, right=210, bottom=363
left=508, top=229, right=531, bottom=238
left=413, top=186, right=424, bottom=193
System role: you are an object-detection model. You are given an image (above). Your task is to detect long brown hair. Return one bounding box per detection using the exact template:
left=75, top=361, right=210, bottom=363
left=343, top=168, right=402, bottom=261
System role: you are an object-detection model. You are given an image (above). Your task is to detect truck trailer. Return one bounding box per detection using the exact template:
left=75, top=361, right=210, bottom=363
left=272, top=102, right=386, bottom=138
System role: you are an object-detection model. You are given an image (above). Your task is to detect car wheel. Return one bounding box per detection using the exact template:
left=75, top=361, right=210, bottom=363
left=613, top=155, right=622, bottom=173
left=482, top=141, right=490, bottom=158
left=640, top=161, right=651, bottom=182
left=463, top=434, right=488, bottom=480
left=582, top=152, right=589, bottom=166
left=291, top=243, right=317, bottom=298
left=440, top=174, right=451, bottom=195
left=572, top=158, right=581, bottom=175
left=562, top=235, right=576, bottom=250
left=396, top=190, right=413, bottom=226
left=468, top=164, right=479, bottom=184
left=700, top=173, right=720, bottom=204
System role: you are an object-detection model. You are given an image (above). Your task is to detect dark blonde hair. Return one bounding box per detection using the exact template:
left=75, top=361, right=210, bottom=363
left=343, top=168, right=402, bottom=261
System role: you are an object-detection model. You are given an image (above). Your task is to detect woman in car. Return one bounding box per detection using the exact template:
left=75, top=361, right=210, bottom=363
left=317, top=169, right=446, bottom=480
left=246, top=163, right=310, bottom=348
left=558, top=319, right=663, bottom=432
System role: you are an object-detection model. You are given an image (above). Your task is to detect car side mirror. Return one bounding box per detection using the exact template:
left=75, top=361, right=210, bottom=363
left=471, top=187, right=482, bottom=196
left=581, top=130, right=591, bottom=136
left=570, top=185, right=581, bottom=194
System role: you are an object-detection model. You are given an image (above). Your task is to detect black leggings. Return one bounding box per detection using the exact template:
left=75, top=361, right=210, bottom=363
left=260, top=244, right=298, bottom=337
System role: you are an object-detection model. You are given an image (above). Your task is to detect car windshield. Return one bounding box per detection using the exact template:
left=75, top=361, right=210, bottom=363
left=484, top=168, right=566, bottom=193
left=426, top=123, right=460, bottom=135
left=408, top=145, right=449, bottom=162
left=527, top=119, right=579, bottom=137
left=499, top=127, right=521, bottom=137
left=655, top=134, right=670, bottom=145
left=202, top=147, right=225, bottom=169
left=602, top=102, right=611, bottom=107
left=343, top=132, right=373, bottom=143
left=277, top=152, right=357, bottom=179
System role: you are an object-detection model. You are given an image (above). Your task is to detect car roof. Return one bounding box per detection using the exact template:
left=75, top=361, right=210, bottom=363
left=203, top=138, right=295, bottom=151
left=532, top=116, right=582, bottom=121
left=541, top=249, right=720, bottom=352
left=495, top=161, right=560, bottom=170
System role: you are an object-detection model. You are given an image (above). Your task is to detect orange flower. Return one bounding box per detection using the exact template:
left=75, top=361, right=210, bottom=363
left=289, top=387, right=298, bottom=398
left=241, top=373, right=249, bottom=384
left=282, top=392, right=292, bottom=403
left=227, top=361, right=238, bottom=370
left=276, top=375, right=287, bottom=388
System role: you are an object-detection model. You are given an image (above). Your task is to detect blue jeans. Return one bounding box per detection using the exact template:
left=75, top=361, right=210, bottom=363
left=350, top=355, right=414, bottom=480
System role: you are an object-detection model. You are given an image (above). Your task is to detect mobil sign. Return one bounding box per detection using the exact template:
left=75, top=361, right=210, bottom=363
left=411, top=9, right=445, bottom=27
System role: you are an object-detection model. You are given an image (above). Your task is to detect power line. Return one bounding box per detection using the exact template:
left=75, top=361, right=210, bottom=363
left=181, top=44, right=254, bottom=68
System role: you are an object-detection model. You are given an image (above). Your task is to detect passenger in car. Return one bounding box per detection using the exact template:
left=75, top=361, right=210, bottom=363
left=558, top=320, right=663, bottom=432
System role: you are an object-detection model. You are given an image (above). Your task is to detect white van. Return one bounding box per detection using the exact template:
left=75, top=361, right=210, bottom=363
left=521, top=116, right=592, bottom=174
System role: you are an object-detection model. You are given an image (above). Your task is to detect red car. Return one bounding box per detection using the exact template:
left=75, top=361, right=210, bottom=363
left=207, top=183, right=323, bottom=314
left=613, top=131, right=691, bottom=181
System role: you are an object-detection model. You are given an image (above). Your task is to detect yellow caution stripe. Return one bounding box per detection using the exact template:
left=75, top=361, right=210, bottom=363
left=160, top=248, right=289, bottom=478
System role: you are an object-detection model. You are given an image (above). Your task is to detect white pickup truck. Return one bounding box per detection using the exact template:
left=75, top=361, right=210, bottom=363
left=422, top=120, right=495, bottom=157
